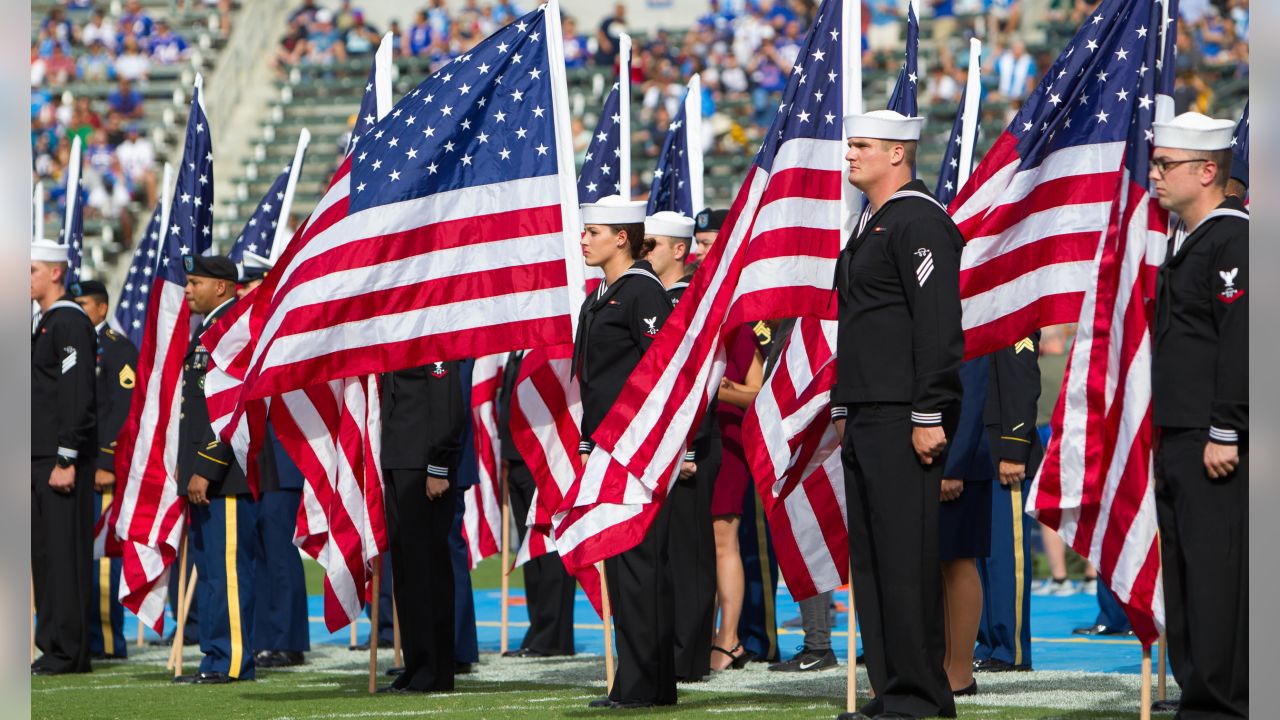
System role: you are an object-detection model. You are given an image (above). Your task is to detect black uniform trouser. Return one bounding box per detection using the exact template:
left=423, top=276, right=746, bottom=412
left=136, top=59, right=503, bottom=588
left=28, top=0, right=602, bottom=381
left=1156, top=428, right=1248, bottom=720
left=606, top=499, right=676, bottom=706
left=385, top=468, right=455, bottom=692
left=668, top=446, right=718, bottom=680
left=842, top=405, right=955, bottom=719
left=507, top=461, right=576, bottom=655
left=32, top=456, right=95, bottom=673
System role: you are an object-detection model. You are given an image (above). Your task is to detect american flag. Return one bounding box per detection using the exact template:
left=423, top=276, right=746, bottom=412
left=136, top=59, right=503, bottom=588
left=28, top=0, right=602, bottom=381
left=578, top=83, right=624, bottom=202
left=885, top=0, right=918, bottom=117
left=230, top=165, right=291, bottom=263
left=109, top=77, right=214, bottom=630
left=1231, top=101, right=1248, bottom=192
left=959, top=0, right=1171, bottom=644
left=62, top=135, right=85, bottom=287
left=645, top=75, right=704, bottom=216
left=346, top=35, right=392, bottom=156
left=236, top=4, right=582, bottom=403
left=552, top=0, right=853, bottom=574
left=111, top=203, right=163, bottom=346
left=460, top=354, right=505, bottom=569
left=740, top=318, right=847, bottom=600
left=934, top=87, right=978, bottom=206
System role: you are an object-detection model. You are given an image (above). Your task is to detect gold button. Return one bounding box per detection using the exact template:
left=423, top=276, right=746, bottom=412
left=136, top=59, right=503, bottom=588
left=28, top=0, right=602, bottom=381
left=180, top=413, right=185, bottom=419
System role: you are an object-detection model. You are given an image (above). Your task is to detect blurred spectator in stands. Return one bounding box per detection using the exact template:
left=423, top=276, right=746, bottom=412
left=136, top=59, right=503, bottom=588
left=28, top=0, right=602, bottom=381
left=1175, top=24, right=1202, bottom=74
left=732, top=4, right=771, bottom=66
left=930, top=0, right=958, bottom=45
left=1179, top=0, right=1209, bottom=25
left=866, top=0, right=900, bottom=54
left=290, top=0, right=320, bottom=26
left=117, top=124, right=158, bottom=207
left=274, top=19, right=310, bottom=77
left=1196, top=6, right=1234, bottom=66
left=1173, top=69, right=1212, bottom=115
left=150, top=19, right=191, bottom=66
left=1228, top=39, right=1249, bottom=79
left=571, top=116, right=591, bottom=162
left=86, top=157, right=134, bottom=240
left=748, top=42, right=790, bottom=125
left=120, top=0, right=155, bottom=41
left=1228, top=0, right=1248, bottom=41
left=336, top=0, right=359, bottom=32
left=386, top=19, right=404, bottom=55
left=107, top=77, right=146, bottom=122
left=988, top=39, right=1035, bottom=101
left=986, top=0, right=1022, bottom=41
left=428, top=0, right=452, bottom=42
left=307, top=10, right=348, bottom=66
left=80, top=40, right=117, bottom=83
left=42, top=7, right=76, bottom=47
left=82, top=8, right=118, bottom=50
left=70, top=97, right=102, bottom=145
left=115, top=35, right=151, bottom=81
left=926, top=63, right=961, bottom=105
left=86, top=128, right=115, bottom=176
left=42, top=44, right=77, bottom=88
left=494, top=1, right=522, bottom=26
left=563, top=15, right=590, bottom=69
left=344, top=10, right=382, bottom=57
left=476, top=5, right=500, bottom=38
left=594, top=3, right=628, bottom=66
left=718, top=51, right=750, bottom=100
left=406, top=10, right=434, bottom=57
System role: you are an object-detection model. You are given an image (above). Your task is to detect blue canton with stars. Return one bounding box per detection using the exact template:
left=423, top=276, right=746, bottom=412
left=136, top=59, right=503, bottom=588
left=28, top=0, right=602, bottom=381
left=348, top=7, right=559, bottom=212
left=115, top=204, right=162, bottom=347
left=754, top=0, right=843, bottom=174
left=347, top=60, right=382, bottom=156
left=163, top=85, right=214, bottom=284
left=934, top=87, right=978, bottom=206
left=231, top=165, right=292, bottom=262
left=62, top=153, right=86, bottom=288
left=578, top=83, right=623, bottom=202
left=886, top=1, right=919, bottom=117
left=646, top=88, right=693, bottom=216
left=1231, top=102, right=1247, bottom=186
left=1006, top=0, right=1162, bottom=172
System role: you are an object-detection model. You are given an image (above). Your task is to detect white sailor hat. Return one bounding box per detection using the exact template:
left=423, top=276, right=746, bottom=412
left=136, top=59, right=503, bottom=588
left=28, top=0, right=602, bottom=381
left=645, top=211, right=695, bottom=239
left=842, top=109, right=924, bottom=141
left=31, top=238, right=68, bottom=263
left=581, top=195, right=647, bottom=225
left=1152, top=112, right=1235, bottom=151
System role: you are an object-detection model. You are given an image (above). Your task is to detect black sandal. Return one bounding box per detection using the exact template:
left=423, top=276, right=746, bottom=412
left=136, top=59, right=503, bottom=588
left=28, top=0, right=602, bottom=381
left=711, top=642, right=751, bottom=670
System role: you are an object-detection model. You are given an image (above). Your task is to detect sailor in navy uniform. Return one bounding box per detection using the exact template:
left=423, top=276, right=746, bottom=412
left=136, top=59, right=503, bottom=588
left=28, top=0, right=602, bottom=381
left=173, top=255, right=258, bottom=684
left=498, top=350, right=577, bottom=658
left=832, top=111, right=964, bottom=719
left=234, top=253, right=310, bottom=670
left=71, top=279, right=138, bottom=661
left=379, top=359, right=466, bottom=693
left=644, top=211, right=718, bottom=681
left=1150, top=112, right=1249, bottom=719
left=575, top=197, right=675, bottom=709
left=973, top=334, right=1042, bottom=673
left=31, top=239, right=98, bottom=676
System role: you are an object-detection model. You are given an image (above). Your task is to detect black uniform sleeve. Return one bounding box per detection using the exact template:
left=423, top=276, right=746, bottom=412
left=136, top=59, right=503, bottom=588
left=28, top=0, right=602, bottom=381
left=193, top=433, right=236, bottom=483
left=98, top=336, right=139, bottom=472
left=1209, top=234, right=1248, bottom=442
left=893, top=215, right=966, bottom=427
left=990, top=334, right=1041, bottom=463
left=628, top=281, right=673, bottom=353
left=51, top=314, right=98, bottom=461
left=426, top=361, right=466, bottom=480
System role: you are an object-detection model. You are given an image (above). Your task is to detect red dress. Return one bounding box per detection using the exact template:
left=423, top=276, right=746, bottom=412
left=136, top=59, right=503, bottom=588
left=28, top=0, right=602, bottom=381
left=710, top=327, right=760, bottom=518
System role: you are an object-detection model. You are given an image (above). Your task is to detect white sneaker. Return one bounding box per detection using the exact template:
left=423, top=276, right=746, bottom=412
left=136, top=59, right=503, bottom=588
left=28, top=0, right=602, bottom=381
left=1031, top=578, right=1076, bottom=596
left=1080, top=578, right=1098, bottom=595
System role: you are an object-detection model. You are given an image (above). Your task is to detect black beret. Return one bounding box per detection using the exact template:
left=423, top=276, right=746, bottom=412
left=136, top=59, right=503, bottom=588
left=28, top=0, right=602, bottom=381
left=694, top=207, right=728, bottom=233
left=70, top=279, right=109, bottom=300
left=183, top=254, right=239, bottom=282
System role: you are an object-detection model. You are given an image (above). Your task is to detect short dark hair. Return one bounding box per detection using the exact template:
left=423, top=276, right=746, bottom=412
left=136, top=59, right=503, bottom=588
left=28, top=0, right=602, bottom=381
left=1194, top=148, right=1232, bottom=190
left=610, top=222, right=652, bottom=259
left=881, top=139, right=918, bottom=169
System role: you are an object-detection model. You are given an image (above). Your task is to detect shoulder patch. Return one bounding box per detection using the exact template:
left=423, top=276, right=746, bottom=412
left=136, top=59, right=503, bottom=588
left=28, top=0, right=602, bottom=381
left=430, top=361, right=449, bottom=377
left=119, top=363, right=136, bottom=389
left=1218, top=267, right=1244, bottom=304
left=642, top=316, right=659, bottom=336
left=914, top=248, right=934, bottom=287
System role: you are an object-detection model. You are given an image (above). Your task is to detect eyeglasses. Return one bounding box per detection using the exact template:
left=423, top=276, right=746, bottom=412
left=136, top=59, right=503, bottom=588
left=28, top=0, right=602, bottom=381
left=1150, top=157, right=1207, bottom=178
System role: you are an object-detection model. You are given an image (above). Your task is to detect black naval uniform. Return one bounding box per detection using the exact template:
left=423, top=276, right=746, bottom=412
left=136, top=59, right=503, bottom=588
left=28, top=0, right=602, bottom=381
left=380, top=361, right=465, bottom=692
left=573, top=260, right=674, bottom=706
left=178, top=297, right=258, bottom=681
left=1153, top=197, right=1249, bottom=720
left=497, top=351, right=577, bottom=656
left=91, top=322, right=137, bottom=659
left=32, top=298, right=98, bottom=674
left=832, top=180, right=963, bottom=719
left=665, top=277, right=719, bottom=682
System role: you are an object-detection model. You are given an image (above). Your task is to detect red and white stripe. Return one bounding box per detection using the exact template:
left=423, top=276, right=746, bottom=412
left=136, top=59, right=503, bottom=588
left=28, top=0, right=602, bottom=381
left=1026, top=166, right=1167, bottom=644
left=461, top=354, right=505, bottom=569
left=950, top=137, right=1127, bottom=358
left=109, top=271, right=189, bottom=630
left=552, top=134, right=848, bottom=573
left=741, top=318, right=848, bottom=601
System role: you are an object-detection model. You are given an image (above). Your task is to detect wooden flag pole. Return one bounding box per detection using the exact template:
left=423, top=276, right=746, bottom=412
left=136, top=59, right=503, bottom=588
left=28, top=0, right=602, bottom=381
left=167, top=533, right=189, bottom=670
left=1140, top=644, right=1153, bottom=720
left=136, top=612, right=145, bottom=647
left=171, top=567, right=197, bottom=676
left=846, top=565, right=857, bottom=712
left=350, top=619, right=359, bottom=648
left=1157, top=633, right=1168, bottom=700
left=368, top=556, right=382, bottom=695
left=392, top=599, right=402, bottom=668
left=500, top=468, right=511, bottom=654
left=599, top=561, right=615, bottom=693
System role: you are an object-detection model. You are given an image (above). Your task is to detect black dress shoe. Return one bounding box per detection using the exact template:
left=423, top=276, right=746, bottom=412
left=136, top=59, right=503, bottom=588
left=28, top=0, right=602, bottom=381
left=1151, top=699, right=1179, bottom=712
left=255, top=651, right=282, bottom=668
left=454, top=662, right=473, bottom=674
left=587, top=697, right=614, bottom=708
left=173, top=674, right=197, bottom=684
left=834, top=713, right=873, bottom=720
left=502, top=647, right=547, bottom=658
left=1072, top=623, right=1134, bottom=636
left=31, top=665, right=63, bottom=677
left=855, top=653, right=866, bottom=665
left=611, top=701, right=656, bottom=710
left=278, top=651, right=305, bottom=667
left=972, top=657, right=1032, bottom=672
left=377, top=684, right=425, bottom=694
left=385, top=665, right=405, bottom=676
left=953, top=679, right=978, bottom=696
left=192, top=671, right=236, bottom=684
